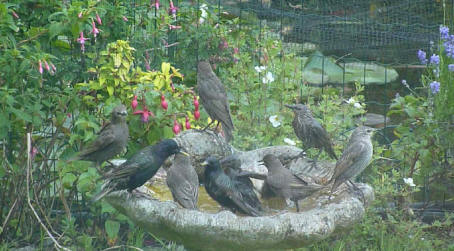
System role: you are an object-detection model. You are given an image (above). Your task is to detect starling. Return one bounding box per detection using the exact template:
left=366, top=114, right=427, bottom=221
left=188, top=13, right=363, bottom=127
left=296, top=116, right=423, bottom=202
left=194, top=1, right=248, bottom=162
left=72, top=104, right=129, bottom=167
left=166, top=153, right=199, bottom=209
left=285, top=104, right=337, bottom=164
left=91, top=139, right=182, bottom=202
left=197, top=61, right=235, bottom=142
left=202, top=156, right=263, bottom=216
left=330, top=126, right=375, bottom=194
left=261, top=154, right=323, bottom=212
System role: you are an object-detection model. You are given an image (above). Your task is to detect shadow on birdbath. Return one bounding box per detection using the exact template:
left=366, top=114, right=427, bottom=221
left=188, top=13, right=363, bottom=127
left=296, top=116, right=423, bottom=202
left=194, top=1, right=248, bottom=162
left=105, top=130, right=374, bottom=250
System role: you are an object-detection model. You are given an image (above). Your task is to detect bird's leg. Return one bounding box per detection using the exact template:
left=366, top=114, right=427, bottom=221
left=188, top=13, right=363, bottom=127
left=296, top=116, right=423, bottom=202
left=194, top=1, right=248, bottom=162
left=307, top=149, right=322, bottom=171
left=294, top=199, right=300, bottom=212
left=202, top=120, right=215, bottom=131
left=290, top=146, right=309, bottom=160
left=347, top=180, right=365, bottom=204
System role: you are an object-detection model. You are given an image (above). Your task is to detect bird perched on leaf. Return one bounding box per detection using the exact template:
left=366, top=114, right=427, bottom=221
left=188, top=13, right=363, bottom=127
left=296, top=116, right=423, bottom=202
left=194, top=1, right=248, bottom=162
left=166, top=153, right=199, bottom=209
left=202, top=156, right=263, bottom=216
left=261, top=154, right=323, bottom=212
left=329, top=126, right=375, bottom=197
left=197, top=60, right=235, bottom=142
left=285, top=104, right=337, bottom=165
left=71, top=104, right=129, bottom=170
left=91, top=139, right=183, bottom=202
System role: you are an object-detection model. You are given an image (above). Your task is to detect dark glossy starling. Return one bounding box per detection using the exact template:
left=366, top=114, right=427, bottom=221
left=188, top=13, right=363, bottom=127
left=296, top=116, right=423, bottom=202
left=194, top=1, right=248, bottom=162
left=72, top=105, right=129, bottom=167
left=166, top=153, right=199, bottom=209
left=261, top=154, right=323, bottom=212
left=285, top=104, right=337, bottom=164
left=91, top=139, right=182, bottom=202
left=197, top=61, right=234, bottom=142
left=330, top=126, right=375, bottom=193
left=202, top=156, right=263, bottom=216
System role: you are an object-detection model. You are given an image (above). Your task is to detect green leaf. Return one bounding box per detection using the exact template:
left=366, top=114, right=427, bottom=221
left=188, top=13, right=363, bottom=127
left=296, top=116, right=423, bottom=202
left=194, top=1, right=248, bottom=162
left=10, top=107, right=32, bottom=123
left=62, top=173, right=77, bottom=189
left=107, top=85, right=114, bottom=96
left=105, top=220, right=120, bottom=240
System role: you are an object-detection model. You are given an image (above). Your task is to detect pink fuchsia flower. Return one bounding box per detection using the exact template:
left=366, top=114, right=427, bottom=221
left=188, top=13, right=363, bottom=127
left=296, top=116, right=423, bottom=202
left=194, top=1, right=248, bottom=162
left=193, top=96, right=199, bottom=110
left=90, top=20, right=100, bottom=39
left=51, top=63, right=57, bottom=72
left=77, top=32, right=89, bottom=53
left=152, top=0, right=160, bottom=10
left=78, top=12, right=83, bottom=18
left=38, top=60, right=43, bottom=74
left=96, top=13, right=102, bottom=25
left=185, top=117, right=191, bottom=130
left=43, top=60, right=50, bottom=72
left=169, top=25, right=181, bottom=30
left=133, top=108, right=155, bottom=123
left=169, top=0, right=178, bottom=18
left=131, top=95, right=138, bottom=111
left=12, top=11, right=19, bottom=19
left=172, top=119, right=181, bottom=135
left=161, top=94, right=168, bottom=110
left=194, top=110, right=200, bottom=120
left=234, top=47, right=239, bottom=54
left=122, top=16, right=128, bottom=22
left=31, top=146, right=38, bottom=160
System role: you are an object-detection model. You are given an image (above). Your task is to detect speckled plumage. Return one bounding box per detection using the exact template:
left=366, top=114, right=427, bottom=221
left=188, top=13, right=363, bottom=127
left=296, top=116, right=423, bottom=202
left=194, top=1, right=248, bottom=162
left=74, top=104, right=129, bottom=166
left=262, top=154, right=323, bottom=211
left=92, top=139, right=181, bottom=202
left=197, top=61, right=234, bottom=142
left=330, top=126, right=374, bottom=192
left=166, top=153, right=199, bottom=209
left=286, top=104, right=337, bottom=161
left=203, top=156, right=263, bottom=216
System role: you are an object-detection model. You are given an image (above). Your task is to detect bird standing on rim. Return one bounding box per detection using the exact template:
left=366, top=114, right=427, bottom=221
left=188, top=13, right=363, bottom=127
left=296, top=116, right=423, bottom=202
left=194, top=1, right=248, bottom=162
left=329, top=126, right=375, bottom=199
left=202, top=156, right=263, bottom=216
left=166, top=153, right=199, bottom=209
left=91, top=139, right=183, bottom=202
left=71, top=104, right=129, bottom=171
left=285, top=104, right=337, bottom=165
left=197, top=60, right=235, bottom=142
left=261, top=154, right=323, bottom=212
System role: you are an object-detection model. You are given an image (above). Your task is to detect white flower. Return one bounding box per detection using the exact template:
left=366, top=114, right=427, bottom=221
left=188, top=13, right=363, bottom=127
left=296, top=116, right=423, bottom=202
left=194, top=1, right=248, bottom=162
left=353, top=102, right=362, bottom=109
left=262, top=71, right=274, bottom=84
left=269, top=115, right=281, bottom=127
left=346, top=97, right=362, bottom=108
left=199, top=4, right=208, bottom=24
left=284, top=138, right=296, bottom=146
left=403, top=177, right=416, bottom=187
left=254, top=65, right=266, bottom=73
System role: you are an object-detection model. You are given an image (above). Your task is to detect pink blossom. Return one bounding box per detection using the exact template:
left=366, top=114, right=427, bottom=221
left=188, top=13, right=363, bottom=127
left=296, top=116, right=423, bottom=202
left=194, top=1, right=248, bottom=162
left=51, top=63, right=57, bottom=72
left=31, top=147, right=38, bottom=160
left=95, top=13, right=102, bottom=25
left=194, top=110, right=200, bottom=120
left=122, top=16, right=128, bottom=22
left=169, top=0, right=178, bottom=18
left=172, top=119, right=181, bottom=135
left=152, top=0, right=160, bottom=10
left=234, top=47, right=239, bottom=54
left=169, top=25, right=181, bottom=30
left=185, top=117, right=191, bottom=129
left=43, top=60, right=50, bottom=72
left=12, top=11, right=19, bottom=19
left=145, top=60, right=151, bottom=71
left=38, top=60, right=43, bottom=74
left=193, top=96, right=199, bottom=110
left=78, top=12, right=83, bottom=18
left=160, top=94, right=168, bottom=110
left=133, top=108, right=155, bottom=123
left=77, top=32, right=89, bottom=53
left=91, top=20, right=100, bottom=39
left=131, top=95, right=138, bottom=111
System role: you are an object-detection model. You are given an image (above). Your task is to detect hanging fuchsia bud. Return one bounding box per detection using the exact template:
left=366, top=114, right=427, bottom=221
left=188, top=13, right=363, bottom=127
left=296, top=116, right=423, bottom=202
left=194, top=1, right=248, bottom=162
left=169, top=0, right=178, bottom=17
left=131, top=95, right=138, bottom=111
left=12, top=11, right=19, bottom=19
left=194, top=110, right=200, bottom=120
left=78, top=11, right=83, bottom=18
left=51, top=63, right=57, bottom=72
left=170, top=83, right=175, bottom=92
left=31, top=146, right=38, bottom=160
left=38, top=60, right=43, bottom=74
left=172, top=119, right=181, bottom=135
left=91, top=20, right=100, bottom=39
left=185, top=117, right=191, bottom=129
left=77, top=32, right=89, bottom=52
left=161, top=94, right=168, bottom=110
left=122, top=16, right=128, bottom=22
left=43, top=60, right=50, bottom=72
left=193, top=96, right=199, bottom=110
left=96, top=13, right=102, bottom=25
left=152, top=0, right=160, bottom=10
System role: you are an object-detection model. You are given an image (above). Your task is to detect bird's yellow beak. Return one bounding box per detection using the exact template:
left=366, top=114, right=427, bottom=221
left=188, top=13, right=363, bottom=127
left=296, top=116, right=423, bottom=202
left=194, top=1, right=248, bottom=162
left=180, top=151, right=190, bottom=157
left=200, top=160, right=208, bottom=167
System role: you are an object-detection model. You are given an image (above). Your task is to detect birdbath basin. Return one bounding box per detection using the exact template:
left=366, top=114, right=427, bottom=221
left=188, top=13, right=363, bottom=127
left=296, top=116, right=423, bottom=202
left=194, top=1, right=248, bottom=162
left=105, top=130, right=374, bottom=250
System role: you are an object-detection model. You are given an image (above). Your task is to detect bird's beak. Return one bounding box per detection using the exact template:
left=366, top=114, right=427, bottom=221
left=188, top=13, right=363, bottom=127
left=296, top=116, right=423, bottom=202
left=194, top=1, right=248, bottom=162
left=257, top=160, right=265, bottom=165
left=285, top=104, right=296, bottom=110
left=120, top=111, right=128, bottom=116
left=179, top=151, right=190, bottom=157
left=200, top=160, right=208, bottom=167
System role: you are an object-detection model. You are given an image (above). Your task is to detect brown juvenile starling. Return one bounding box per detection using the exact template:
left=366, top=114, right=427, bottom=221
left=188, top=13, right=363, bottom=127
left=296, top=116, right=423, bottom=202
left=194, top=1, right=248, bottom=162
left=91, top=139, right=182, bottom=202
left=285, top=104, right=337, bottom=164
left=330, top=126, right=375, bottom=194
left=261, top=154, right=323, bottom=212
left=72, top=104, right=129, bottom=168
left=166, top=153, right=199, bottom=209
left=197, top=61, right=235, bottom=142
left=202, top=156, right=263, bottom=216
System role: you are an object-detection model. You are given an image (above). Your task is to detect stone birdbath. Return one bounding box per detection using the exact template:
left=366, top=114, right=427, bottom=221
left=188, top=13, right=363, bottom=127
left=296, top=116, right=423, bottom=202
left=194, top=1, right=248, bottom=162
left=105, top=130, right=374, bottom=250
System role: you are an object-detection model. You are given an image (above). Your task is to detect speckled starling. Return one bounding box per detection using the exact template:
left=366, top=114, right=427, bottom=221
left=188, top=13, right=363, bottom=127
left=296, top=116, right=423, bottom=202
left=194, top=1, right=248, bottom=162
left=72, top=104, right=129, bottom=167
left=261, top=154, right=323, bottom=212
left=197, top=61, right=234, bottom=142
left=166, top=153, right=199, bottom=209
left=91, top=139, right=182, bottom=202
left=330, top=126, right=375, bottom=193
left=202, top=156, right=263, bottom=216
left=286, top=104, right=337, bottom=164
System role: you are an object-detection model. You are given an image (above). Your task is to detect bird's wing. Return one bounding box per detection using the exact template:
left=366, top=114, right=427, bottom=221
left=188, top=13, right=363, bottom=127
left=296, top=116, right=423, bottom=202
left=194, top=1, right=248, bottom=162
left=332, top=141, right=368, bottom=180
left=174, top=179, right=198, bottom=209
left=104, top=160, right=142, bottom=180
left=78, top=123, right=116, bottom=157
left=310, top=122, right=337, bottom=159
left=225, top=184, right=262, bottom=216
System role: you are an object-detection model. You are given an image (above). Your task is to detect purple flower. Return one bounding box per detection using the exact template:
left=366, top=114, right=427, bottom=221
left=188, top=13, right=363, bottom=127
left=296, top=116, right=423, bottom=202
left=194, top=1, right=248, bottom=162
left=418, top=50, right=427, bottom=64
left=429, top=81, right=440, bottom=94
left=430, top=54, right=440, bottom=65
left=448, top=64, right=454, bottom=72
left=77, top=32, right=89, bottom=53
left=440, top=26, right=450, bottom=40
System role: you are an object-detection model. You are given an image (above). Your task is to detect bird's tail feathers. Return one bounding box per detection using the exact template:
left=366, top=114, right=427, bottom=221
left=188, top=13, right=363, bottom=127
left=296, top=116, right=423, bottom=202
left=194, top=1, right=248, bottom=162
left=222, top=122, right=234, bottom=142
left=91, top=183, right=114, bottom=203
